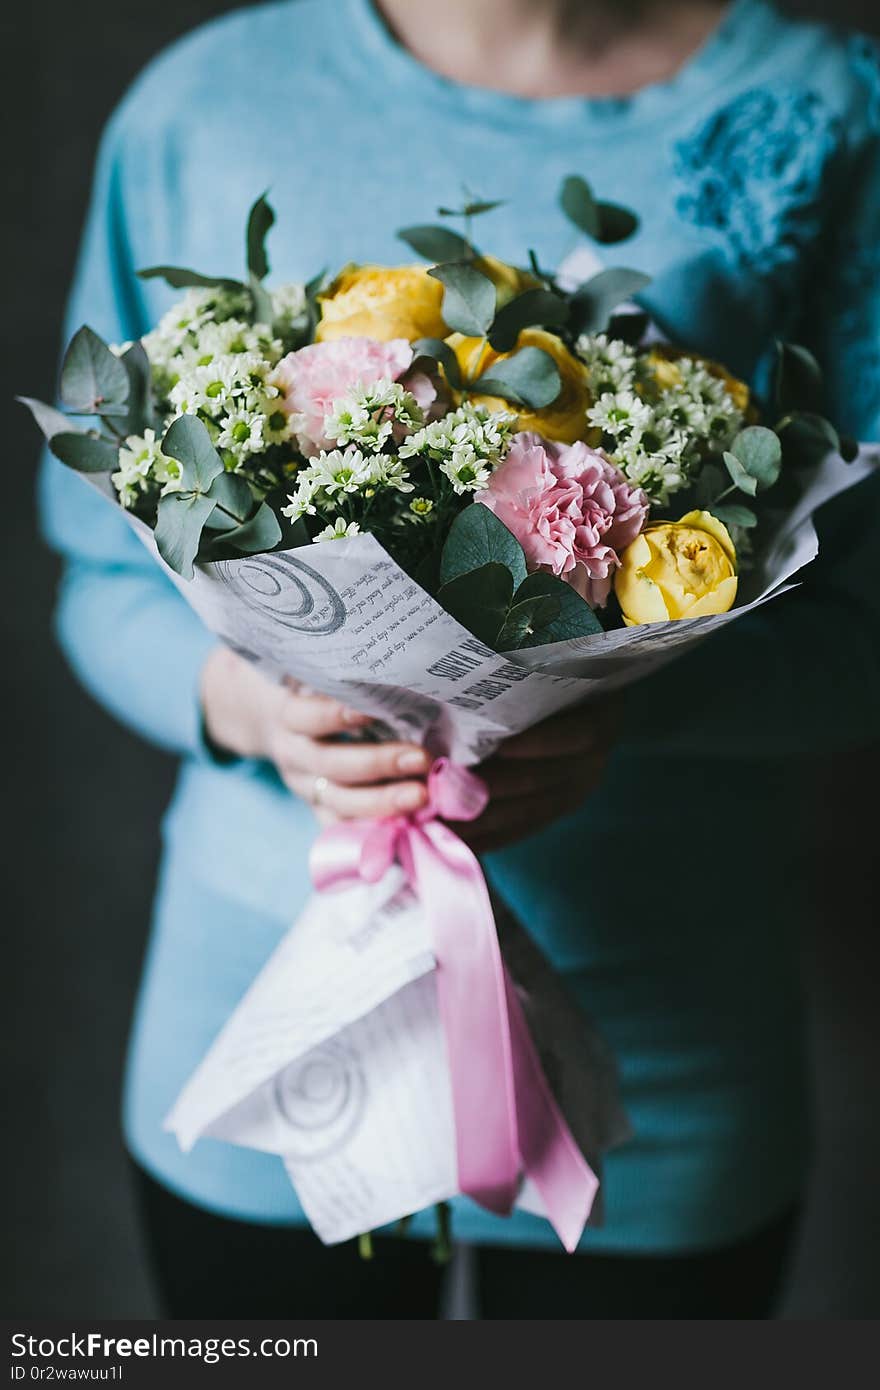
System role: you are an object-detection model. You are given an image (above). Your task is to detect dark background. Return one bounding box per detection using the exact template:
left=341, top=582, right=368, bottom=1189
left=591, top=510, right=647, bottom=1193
left=3, top=0, right=880, bottom=1318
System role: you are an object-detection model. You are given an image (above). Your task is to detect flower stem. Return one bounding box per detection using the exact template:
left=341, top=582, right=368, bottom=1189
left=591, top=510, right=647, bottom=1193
left=430, top=1202, right=453, bottom=1266
left=357, top=1231, right=374, bottom=1261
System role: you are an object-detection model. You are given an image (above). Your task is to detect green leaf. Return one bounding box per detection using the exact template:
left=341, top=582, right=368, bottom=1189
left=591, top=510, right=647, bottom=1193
left=474, top=345, right=561, bottom=409
left=559, top=175, right=600, bottom=238
left=568, top=268, right=652, bottom=336
left=161, top=415, right=224, bottom=492
left=220, top=501, right=283, bottom=555
left=438, top=199, right=504, bottom=218
left=155, top=491, right=217, bottom=579
left=412, top=337, right=462, bottom=390
left=60, top=326, right=130, bottom=413
left=691, top=462, right=726, bottom=508
left=595, top=202, right=639, bottom=244
left=399, top=225, right=473, bottom=262
left=778, top=411, right=839, bottom=453
left=104, top=341, right=153, bottom=436
left=428, top=262, right=496, bottom=336
left=246, top=192, right=275, bottom=281
left=506, top=571, right=603, bottom=648
left=729, top=425, right=782, bottom=490
left=488, top=288, right=570, bottom=352
left=49, top=431, right=120, bottom=473
left=137, top=266, right=245, bottom=292
left=249, top=273, right=275, bottom=328
left=840, top=435, right=860, bottom=463
left=16, top=396, right=71, bottom=441
left=710, top=502, right=758, bottom=530
left=436, top=563, right=514, bottom=647
left=440, top=503, right=528, bottom=589
left=722, top=451, right=758, bottom=496
left=204, top=471, right=254, bottom=529
left=496, top=593, right=561, bottom=650
left=773, top=342, right=824, bottom=414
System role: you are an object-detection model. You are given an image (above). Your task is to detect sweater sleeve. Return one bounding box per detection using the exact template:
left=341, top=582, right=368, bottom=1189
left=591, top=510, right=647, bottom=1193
left=38, top=107, right=224, bottom=759
left=624, top=56, right=880, bottom=761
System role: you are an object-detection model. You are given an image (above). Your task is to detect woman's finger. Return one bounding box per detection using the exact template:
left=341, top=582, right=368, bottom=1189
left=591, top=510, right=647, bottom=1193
left=278, top=734, right=430, bottom=786
left=278, top=686, right=375, bottom=739
left=284, top=771, right=429, bottom=820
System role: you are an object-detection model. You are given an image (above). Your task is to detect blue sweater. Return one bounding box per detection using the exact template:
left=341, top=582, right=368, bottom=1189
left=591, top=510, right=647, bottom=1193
left=39, top=0, right=880, bottom=1252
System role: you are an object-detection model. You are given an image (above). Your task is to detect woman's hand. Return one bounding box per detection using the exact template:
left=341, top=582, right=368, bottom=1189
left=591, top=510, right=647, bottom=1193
left=460, top=700, right=621, bottom=855
left=200, top=647, right=430, bottom=820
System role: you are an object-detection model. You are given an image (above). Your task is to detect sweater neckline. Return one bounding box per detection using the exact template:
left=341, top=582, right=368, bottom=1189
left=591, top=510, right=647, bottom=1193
left=341, top=0, right=775, bottom=135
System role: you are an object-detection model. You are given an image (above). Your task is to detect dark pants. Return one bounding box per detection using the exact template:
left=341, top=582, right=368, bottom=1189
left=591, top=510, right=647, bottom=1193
left=134, top=1166, right=799, bottom=1319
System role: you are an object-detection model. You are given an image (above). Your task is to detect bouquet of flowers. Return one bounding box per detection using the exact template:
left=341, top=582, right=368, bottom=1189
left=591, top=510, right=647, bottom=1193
left=24, top=184, right=874, bottom=1255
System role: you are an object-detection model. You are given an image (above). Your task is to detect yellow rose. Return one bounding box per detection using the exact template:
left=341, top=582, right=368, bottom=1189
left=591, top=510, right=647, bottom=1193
left=447, top=328, right=596, bottom=445
left=614, top=510, right=738, bottom=624
left=643, top=345, right=752, bottom=414
left=316, top=264, right=447, bottom=343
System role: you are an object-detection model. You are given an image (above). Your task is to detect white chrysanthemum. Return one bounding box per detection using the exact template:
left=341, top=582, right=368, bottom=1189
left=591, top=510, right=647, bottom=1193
left=586, top=390, right=653, bottom=438
left=271, top=282, right=308, bottom=328
left=323, top=378, right=424, bottom=453
left=399, top=402, right=514, bottom=480
left=305, top=447, right=375, bottom=497
left=111, top=428, right=182, bottom=506
left=408, top=496, right=434, bottom=520
left=576, top=332, right=638, bottom=393
left=440, top=444, right=493, bottom=494
left=370, top=454, right=415, bottom=493
left=216, top=409, right=266, bottom=460
left=314, top=517, right=362, bottom=542
left=281, top=475, right=319, bottom=522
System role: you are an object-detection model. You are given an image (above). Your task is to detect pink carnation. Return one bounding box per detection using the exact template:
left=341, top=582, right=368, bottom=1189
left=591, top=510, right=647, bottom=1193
left=273, top=336, right=416, bottom=454
left=479, top=432, right=648, bottom=607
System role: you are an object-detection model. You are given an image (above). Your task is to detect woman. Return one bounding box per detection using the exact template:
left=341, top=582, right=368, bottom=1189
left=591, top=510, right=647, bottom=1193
left=40, top=0, right=880, bottom=1318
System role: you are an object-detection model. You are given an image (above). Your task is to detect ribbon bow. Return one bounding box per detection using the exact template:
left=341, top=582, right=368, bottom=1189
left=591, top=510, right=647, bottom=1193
left=309, top=757, right=598, bottom=1252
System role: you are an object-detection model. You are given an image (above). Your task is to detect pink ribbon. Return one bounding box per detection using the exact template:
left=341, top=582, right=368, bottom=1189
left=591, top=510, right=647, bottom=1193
left=309, top=757, right=598, bottom=1252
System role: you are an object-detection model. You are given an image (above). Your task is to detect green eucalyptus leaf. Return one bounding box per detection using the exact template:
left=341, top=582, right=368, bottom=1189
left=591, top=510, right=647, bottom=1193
left=399, top=225, right=474, bottom=262
left=103, top=341, right=153, bottom=436
left=508, top=571, right=603, bottom=647
left=488, top=288, right=570, bottom=352
left=595, top=202, right=639, bottom=244
left=496, top=593, right=561, bottom=650
left=722, top=450, right=758, bottom=496
left=204, top=471, right=254, bottom=528
left=246, top=192, right=275, bottom=281
left=440, top=504, right=528, bottom=589
left=428, top=262, right=496, bottom=336
left=710, top=502, right=758, bottom=530
left=16, top=396, right=72, bottom=441
left=568, top=268, right=652, bottom=336
left=155, top=491, right=218, bottom=579
left=691, top=462, right=726, bottom=508
left=60, top=326, right=130, bottom=413
left=220, top=501, right=283, bottom=555
left=438, top=199, right=504, bottom=218
left=559, top=175, right=600, bottom=238
left=249, top=273, right=275, bottom=328
left=773, top=341, right=824, bottom=414
left=138, top=266, right=245, bottom=292
left=436, top=562, right=514, bottom=647
left=412, top=337, right=462, bottom=390
left=49, top=431, right=120, bottom=473
left=730, top=425, right=782, bottom=490
left=161, top=415, right=224, bottom=492
left=778, top=411, right=839, bottom=453
left=474, top=345, right=561, bottom=409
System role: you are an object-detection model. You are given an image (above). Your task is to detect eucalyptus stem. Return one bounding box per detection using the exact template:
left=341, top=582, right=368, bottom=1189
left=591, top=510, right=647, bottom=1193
left=430, top=1202, right=453, bottom=1266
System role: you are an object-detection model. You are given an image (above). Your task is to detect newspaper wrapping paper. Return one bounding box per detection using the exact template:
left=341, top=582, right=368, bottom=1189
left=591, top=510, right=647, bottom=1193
left=141, top=445, right=875, bottom=1245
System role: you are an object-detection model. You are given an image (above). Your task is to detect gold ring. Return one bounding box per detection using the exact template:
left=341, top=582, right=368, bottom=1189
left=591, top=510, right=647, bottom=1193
left=312, top=775, right=329, bottom=806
